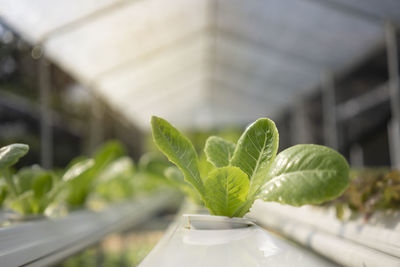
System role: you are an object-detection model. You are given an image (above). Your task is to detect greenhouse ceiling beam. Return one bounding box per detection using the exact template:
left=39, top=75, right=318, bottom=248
left=336, top=83, right=390, bottom=122
left=300, top=40, right=385, bottom=103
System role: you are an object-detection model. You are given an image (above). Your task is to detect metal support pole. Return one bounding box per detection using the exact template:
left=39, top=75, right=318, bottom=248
left=349, top=143, right=364, bottom=167
left=88, top=93, right=104, bottom=153
left=321, top=73, right=338, bottom=150
left=385, top=22, right=400, bottom=169
left=290, top=100, right=310, bottom=144
left=39, top=56, right=53, bottom=168
left=388, top=120, right=400, bottom=169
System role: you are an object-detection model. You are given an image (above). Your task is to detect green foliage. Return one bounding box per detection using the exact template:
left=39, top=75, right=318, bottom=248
left=0, top=181, right=7, bottom=207
left=138, top=152, right=171, bottom=180
left=64, top=141, right=126, bottom=208
left=6, top=165, right=58, bottom=214
left=151, top=116, right=205, bottom=198
left=0, top=143, right=29, bottom=195
left=95, top=157, right=135, bottom=201
left=164, top=166, right=201, bottom=204
left=62, top=158, right=95, bottom=182
left=0, top=143, right=29, bottom=170
left=205, top=136, right=235, bottom=168
left=260, top=144, right=350, bottom=206
left=324, top=168, right=400, bottom=219
left=230, top=118, right=279, bottom=197
left=63, top=157, right=96, bottom=208
left=0, top=144, right=58, bottom=215
left=0, top=140, right=160, bottom=216
left=151, top=116, right=350, bottom=217
left=132, top=152, right=176, bottom=193
left=204, top=167, right=249, bottom=217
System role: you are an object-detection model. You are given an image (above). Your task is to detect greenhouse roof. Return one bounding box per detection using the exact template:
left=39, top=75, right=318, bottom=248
left=1, top=0, right=399, bottom=130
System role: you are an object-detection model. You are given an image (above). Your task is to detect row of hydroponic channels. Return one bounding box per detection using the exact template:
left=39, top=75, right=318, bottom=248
left=0, top=139, right=179, bottom=266
left=1, top=116, right=399, bottom=266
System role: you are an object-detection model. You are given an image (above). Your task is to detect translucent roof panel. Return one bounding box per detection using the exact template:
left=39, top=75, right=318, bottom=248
left=44, top=0, right=210, bottom=84
left=216, top=0, right=383, bottom=69
left=214, top=36, right=319, bottom=93
left=123, top=78, right=209, bottom=130
left=0, top=0, right=121, bottom=44
left=0, top=0, right=394, bottom=130
left=95, top=33, right=211, bottom=109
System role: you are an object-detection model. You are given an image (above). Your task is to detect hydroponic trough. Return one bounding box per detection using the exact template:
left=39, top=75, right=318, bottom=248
left=0, top=191, right=177, bottom=267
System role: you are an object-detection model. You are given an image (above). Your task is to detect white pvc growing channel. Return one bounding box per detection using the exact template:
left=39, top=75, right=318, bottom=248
left=0, top=191, right=177, bottom=267
left=140, top=205, right=337, bottom=267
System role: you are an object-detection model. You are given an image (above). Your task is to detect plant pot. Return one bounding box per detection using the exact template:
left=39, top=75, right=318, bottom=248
left=139, top=214, right=336, bottom=267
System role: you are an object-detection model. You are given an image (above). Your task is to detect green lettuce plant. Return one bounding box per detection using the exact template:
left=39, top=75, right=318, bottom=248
left=64, top=141, right=125, bottom=208
left=9, top=165, right=57, bottom=214
left=324, top=168, right=400, bottom=220
left=151, top=116, right=350, bottom=218
left=0, top=144, right=60, bottom=214
left=95, top=157, right=136, bottom=201
left=0, top=144, right=29, bottom=196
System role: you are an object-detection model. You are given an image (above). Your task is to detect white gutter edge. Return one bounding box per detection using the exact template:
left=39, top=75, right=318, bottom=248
left=248, top=200, right=400, bottom=267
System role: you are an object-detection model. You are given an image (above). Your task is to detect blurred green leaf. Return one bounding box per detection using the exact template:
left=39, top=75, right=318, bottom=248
left=138, top=153, right=170, bottom=178
left=96, top=157, right=135, bottom=201
left=32, top=173, right=53, bottom=200
left=0, top=143, right=29, bottom=170
left=9, top=190, right=34, bottom=214
left=63, top=158, right=95, bottom=182
left=325, top=169, right=400, bottom=218
left=0, top=182, right=7, bottom=206
left=65, top=141, right=126, bottom=208
left=164, top=166, right=201, bottom=204
left=9, top=166, right=57, bottom=214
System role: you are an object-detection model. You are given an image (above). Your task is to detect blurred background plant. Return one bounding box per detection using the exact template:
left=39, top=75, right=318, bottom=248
left=0, top=141, right=177, bottom=217
left=323, top=168, right=400, bottom=220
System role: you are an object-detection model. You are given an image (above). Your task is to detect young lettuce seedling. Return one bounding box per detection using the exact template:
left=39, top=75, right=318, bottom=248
left=0, top=144, right=29, bottom=197
left=0, top=144, right=58, bottom=215
left=64, top=141, right=125, bottom=208
left=151, top=116, right=350, bottom=218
